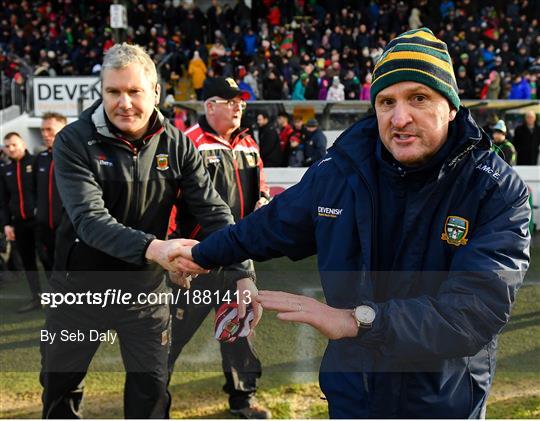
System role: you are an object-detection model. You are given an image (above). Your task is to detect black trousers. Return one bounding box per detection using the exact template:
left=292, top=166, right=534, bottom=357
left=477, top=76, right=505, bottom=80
left=12, top=219, right=40, bottom=298
left=40, top=287, right=171, bottom=419
left=36, top=223, right=55, bottom=275
left=168, top=275, right=262, bottom=410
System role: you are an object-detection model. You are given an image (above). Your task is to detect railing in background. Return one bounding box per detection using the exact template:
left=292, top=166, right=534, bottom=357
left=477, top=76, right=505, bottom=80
left=167, top=100, right=539, bottom=134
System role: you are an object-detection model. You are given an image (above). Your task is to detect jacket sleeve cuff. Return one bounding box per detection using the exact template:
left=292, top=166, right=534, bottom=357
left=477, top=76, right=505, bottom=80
left=191, top=243, right=214, bottom=269
left=223, top=259, right=256, bottom=284
left=224, top=269, right=257, bottom=285
left=142, top=233, right=157, bottom=265
left=192, top=244, right=256, bottom=284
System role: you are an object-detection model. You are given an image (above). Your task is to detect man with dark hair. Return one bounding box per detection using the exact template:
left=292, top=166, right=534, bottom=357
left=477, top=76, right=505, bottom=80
left=171, top=28, right=530, bottom=418
left=169, top=77, right=271, bottom=419
left=276, top=112, right=294, bottom=166
left=34, top=112, right=67, bottom=275
left=303, top=64, right=320, bottom=99
left=0, top=132, right=40, bottom=312
left=257, top=110, right=283, bottom=167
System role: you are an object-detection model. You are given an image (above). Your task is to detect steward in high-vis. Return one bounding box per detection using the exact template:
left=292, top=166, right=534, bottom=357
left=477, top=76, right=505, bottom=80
left=171, top=28, right=531, bottom=419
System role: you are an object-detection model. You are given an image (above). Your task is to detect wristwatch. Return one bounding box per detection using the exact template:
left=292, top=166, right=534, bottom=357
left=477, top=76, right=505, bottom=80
left=352, top=305, right=376, bottom=329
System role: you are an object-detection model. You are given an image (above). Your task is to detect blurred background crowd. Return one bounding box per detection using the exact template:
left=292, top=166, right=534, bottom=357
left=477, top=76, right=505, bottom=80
left=1, top=0, right=539, bottom=105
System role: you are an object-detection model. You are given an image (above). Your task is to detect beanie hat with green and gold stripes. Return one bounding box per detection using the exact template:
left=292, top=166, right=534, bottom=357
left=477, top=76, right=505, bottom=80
left=370, top=28, right=460, bottom=110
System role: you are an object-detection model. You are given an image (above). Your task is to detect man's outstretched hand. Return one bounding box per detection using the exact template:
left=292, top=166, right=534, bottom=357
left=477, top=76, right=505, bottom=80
left=255, top=290, right=359, bottom=340
left=145, top=238, right=208, bottom=274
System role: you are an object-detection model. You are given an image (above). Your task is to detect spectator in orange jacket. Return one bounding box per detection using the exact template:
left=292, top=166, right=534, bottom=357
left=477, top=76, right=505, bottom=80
left=188, top=51, right=207, bottom=100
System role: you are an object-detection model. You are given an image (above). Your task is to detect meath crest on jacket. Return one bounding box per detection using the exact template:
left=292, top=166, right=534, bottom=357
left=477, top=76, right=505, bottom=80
left=441, top=216, right=469, bottom=246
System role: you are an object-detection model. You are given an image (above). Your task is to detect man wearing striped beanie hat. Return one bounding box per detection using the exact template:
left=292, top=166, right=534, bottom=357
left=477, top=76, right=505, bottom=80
left=369, top=27, right=461, bottom=167
left=169, top=28, right=531, bottom=419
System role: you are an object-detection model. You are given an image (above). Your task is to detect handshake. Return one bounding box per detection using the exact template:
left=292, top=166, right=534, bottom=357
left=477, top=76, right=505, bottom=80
left=144, top=238, right=357, bottom=340
left=145, top=238, right=260, bottom=324
left=145, top=238, right=208, bottom=284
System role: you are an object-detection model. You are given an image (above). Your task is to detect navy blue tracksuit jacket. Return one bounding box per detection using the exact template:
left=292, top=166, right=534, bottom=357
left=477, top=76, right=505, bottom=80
left=192, top=108, right=531, bottom=418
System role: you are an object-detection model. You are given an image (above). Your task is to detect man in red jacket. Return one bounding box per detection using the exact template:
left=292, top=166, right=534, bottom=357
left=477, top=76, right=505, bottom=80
left=169, top=77, right=271, bottom=419
left=0, top=132, right=39, bottom=312
left=276, top=112, right=294, bottom=166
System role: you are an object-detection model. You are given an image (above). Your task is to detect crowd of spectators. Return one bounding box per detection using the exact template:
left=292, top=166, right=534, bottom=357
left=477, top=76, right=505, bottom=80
left=1, top=0, right=539, bottom=106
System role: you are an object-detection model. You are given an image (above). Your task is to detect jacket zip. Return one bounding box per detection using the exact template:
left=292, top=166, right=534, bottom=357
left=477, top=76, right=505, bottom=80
left=16, top=160, right=26, bottom=220
left=232, top=151, right=245, bottom=219
left=206, top=128, right=251, bottom=219
left=132, top=153, right=139, bottom=221
left=218, top=134, right=247, bottom=219
left=334, top=145, right=378, bottom=270
left=359, top=171, right=378, bottom=272
left=48, top=160, right=54, bottom=229
left=112, top=127, right=165, bottom=224
left=333, top=146, right=380, bottom=381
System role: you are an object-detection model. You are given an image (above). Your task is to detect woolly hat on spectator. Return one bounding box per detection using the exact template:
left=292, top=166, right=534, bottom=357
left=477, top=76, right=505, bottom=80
left=492, top=120, right=507, bottom=134
left=306, top=118, right=319, bottom=128
left=370, top=28, right=460, bottom=110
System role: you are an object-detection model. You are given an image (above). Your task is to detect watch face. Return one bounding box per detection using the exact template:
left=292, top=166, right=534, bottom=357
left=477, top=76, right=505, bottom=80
left=355, top=305, right=376, bottom=325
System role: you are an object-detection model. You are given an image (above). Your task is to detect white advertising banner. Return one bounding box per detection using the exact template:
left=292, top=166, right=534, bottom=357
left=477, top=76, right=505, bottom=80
left=33, top=77, right=101, bottom=117
left=264, top=168, right=308, bottom=197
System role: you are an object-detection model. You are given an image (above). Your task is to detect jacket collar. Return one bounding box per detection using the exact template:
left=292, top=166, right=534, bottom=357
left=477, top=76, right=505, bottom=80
left=328, top=106, right=488, bottom=272
left=90, top=102, right=165, bottom=140
left=10, top=149, right=32, bottom=164
left=198, top=115, right=249, bottom=147
left=331, top=106, right=489, bottom=181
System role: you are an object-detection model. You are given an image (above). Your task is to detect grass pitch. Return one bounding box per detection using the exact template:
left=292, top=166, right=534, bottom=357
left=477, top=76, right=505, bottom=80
left=0, top=241, right=539, bottom=418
